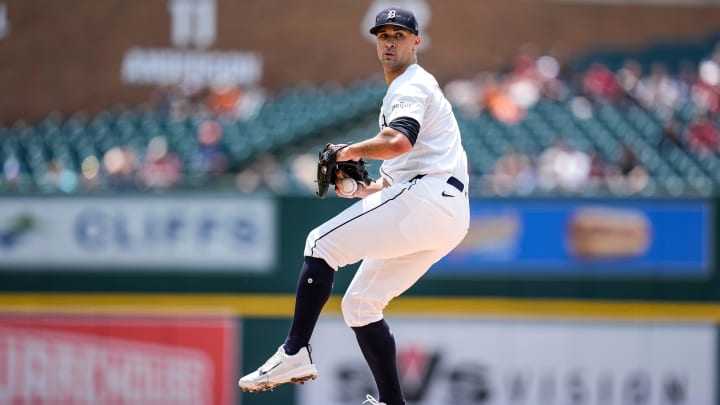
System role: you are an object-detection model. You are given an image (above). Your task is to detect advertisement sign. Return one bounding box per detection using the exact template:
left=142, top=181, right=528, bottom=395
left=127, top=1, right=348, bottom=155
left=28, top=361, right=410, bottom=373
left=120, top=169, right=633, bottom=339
left=299, top=317, right=716, bottom=405
left=0, top=314, right=237, bottom=405
left=0, top=196, right=276, bottom=271
left=121, top=0, right=263, bottom=87
left=433, top=199, right=711, bottom=277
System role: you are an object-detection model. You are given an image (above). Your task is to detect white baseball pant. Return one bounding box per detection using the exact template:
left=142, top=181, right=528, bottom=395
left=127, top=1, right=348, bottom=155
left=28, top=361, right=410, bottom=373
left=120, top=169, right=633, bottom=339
left=304, top=173, right=469, bottom=327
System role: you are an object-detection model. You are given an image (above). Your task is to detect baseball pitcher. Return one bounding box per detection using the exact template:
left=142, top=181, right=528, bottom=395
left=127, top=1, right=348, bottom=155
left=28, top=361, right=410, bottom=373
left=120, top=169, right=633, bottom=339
left=239, top=7, right=470, bottom=405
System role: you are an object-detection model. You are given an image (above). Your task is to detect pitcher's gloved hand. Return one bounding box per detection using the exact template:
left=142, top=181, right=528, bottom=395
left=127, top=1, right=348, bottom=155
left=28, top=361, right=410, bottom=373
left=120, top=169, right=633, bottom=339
left=316, top=143, right=372, bottom=199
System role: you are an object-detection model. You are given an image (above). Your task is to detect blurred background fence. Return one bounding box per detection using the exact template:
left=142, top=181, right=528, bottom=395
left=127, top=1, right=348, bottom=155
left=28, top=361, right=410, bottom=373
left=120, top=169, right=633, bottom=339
left=1, top=0, right=720, bottom=404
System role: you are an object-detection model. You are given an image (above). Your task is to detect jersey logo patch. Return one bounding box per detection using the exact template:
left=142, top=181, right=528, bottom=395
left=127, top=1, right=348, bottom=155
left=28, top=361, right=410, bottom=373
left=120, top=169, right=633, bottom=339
left=392, top=102, right=412, bottom=111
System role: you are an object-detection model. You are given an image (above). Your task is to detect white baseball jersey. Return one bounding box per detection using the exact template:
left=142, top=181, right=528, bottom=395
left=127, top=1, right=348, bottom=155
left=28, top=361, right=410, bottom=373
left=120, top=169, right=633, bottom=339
left=305, top=63, right=470, bottom=327
left=379, top=63, right=468, bottom=185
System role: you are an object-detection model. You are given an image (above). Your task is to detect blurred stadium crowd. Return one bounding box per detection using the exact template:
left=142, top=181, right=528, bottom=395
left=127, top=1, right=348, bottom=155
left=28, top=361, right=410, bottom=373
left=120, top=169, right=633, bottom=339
left=1, top=38, right=719, bottom=197
left=447, top=40, right=720, bottom=197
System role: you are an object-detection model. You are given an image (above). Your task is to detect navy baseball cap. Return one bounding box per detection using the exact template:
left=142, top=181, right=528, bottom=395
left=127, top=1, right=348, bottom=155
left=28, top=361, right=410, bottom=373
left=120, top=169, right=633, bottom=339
left=369, top=7, right=419, bottom=36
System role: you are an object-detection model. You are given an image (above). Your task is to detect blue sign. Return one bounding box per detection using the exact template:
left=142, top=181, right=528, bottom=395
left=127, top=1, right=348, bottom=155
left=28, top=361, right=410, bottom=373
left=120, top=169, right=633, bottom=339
left=432, top=199, right=712, bottom=277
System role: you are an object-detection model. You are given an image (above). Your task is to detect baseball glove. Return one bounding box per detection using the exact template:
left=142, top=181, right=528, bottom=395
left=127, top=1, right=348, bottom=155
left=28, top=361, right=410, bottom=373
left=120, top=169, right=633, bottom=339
left=316, top=143, right=373, bottom=198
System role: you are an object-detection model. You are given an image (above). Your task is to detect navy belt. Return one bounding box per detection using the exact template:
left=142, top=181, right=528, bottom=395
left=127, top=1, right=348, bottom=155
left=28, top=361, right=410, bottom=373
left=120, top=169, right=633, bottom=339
left=447, top=176, right=465, bottom=192
left=411, top=174, right=465, bottom=192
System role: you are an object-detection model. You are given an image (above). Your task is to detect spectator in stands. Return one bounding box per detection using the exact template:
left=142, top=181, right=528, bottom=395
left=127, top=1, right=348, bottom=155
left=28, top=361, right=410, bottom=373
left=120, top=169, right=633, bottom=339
left=536, top=48, right=571, bottom=102
left=39, top=158, right=77, bottom=193
left=612, top=143, right=649, bottom=193
left=483, top=76, right=525, bottom=124
left=693, top=58, right=720, bottom=115
left=191, top=119, right=229, bottom=178
left=617, top=143, right=642, bottom=176
left=635, top=63, right=680, bottom=121
left=505, top=74, right=541, bottom=116
left=206, top=74, right=244, bottom=119
left=537, top=139, right=591, bottom=192
left=511, top=42, right=541, bottom=78
left=2, top=155, right=21, bottom=189
left=488, top=147, right=537, bottom=195
left=78, top=155, right=103, bottom=191
left=685, top=111, right=719, bottom=155
left=583, top=62, right=624, bottom=104
left=102, top=146, right=138, bottom=189
left=508, top=42, right=572, bottom=102
left=505, top=43, right=564, bottom=116
left=140, top=135, right=183, bottom=189
left=587, top=149, right=608, bottom=189
left=616, top=59, right=643, bottom=104
left=151, top=81, right=207, bottom=121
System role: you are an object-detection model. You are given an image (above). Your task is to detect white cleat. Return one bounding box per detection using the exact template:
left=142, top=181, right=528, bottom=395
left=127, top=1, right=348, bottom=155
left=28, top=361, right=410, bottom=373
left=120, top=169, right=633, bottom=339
left=238, top=345, right=318, bottom=392
left=363, top=394, right=387, bottom=405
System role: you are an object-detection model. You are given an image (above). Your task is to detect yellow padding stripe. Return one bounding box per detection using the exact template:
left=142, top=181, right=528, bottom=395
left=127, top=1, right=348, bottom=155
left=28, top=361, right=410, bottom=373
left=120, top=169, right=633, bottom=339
left=0, top=294, right=720, bottom=322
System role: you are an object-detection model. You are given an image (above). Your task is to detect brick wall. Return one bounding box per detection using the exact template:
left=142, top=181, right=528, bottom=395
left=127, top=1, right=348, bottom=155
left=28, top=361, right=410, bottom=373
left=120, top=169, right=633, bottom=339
left=0, top=0, right=718, bottom=123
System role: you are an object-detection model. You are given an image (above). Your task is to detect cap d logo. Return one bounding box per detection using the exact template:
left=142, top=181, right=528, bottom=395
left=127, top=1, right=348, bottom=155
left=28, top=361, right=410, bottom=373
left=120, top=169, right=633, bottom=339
left=369, top=7, right=419, bottom=36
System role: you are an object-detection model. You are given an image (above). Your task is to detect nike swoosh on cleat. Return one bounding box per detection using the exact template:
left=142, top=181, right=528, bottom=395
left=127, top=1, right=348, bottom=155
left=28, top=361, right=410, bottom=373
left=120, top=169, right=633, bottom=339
left=441, top=191, right=454, bottom=197
left=259, top=362, right=281, bottom=376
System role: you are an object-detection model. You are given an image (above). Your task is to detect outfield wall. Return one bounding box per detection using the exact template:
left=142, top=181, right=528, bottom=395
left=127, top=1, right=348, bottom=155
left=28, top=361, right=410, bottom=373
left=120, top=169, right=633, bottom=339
left=0, top=194, right=717, bottom=300
left=0, top=194, right=718, bottom=404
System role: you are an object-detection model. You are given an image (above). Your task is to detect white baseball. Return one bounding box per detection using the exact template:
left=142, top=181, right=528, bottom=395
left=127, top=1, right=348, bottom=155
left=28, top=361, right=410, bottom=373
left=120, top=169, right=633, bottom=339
left=340, top=177, right=357, bottom=195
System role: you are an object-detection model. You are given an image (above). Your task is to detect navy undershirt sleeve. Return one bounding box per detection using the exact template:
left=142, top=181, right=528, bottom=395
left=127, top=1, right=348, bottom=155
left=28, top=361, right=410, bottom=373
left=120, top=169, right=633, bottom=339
left=388, top=117, right=420, bottom=146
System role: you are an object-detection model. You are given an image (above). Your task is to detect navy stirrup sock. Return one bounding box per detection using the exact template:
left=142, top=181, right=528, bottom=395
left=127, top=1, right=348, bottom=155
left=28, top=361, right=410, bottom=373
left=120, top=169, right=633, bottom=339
left=283, top=256, right=335, bottom=355
left=352, top=319, right=406, bottom=405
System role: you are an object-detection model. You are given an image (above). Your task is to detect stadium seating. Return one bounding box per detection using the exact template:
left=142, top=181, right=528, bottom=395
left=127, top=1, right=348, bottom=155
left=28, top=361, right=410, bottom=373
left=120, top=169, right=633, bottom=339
left=0, top=78, right=387, bottom=192
left=1, top=35, right=719, bottom=196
